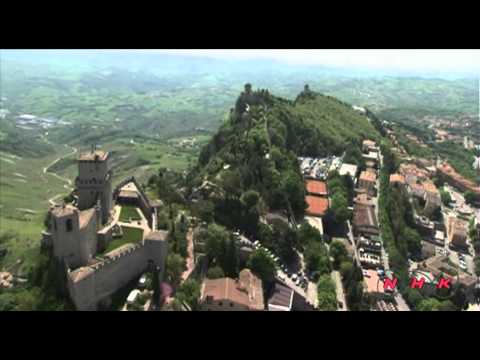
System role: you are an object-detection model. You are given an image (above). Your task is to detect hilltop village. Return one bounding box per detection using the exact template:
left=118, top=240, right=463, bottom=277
left=2, top=84, right=479, bottom=312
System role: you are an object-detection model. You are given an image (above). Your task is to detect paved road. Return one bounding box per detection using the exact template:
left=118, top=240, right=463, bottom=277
left=331, top=270, right=347, bottom=311
left=346, top=220, right=361, bottom=268
left=181, top=228, right=195, bottom=282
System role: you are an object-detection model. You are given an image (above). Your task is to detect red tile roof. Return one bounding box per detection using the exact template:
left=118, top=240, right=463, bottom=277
left=389, top=174, right=405, bottom=184
left=423, top=181, right=438, bottom=194
left=201, top=270, right=264, bottom=310
left=305, top=196, right=329, bottom=217
left=305, top=180, right=328, bottom=196
left=359, top=171, right=376, bottom=183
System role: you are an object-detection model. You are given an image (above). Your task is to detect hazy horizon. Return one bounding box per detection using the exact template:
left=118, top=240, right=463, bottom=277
left=2, top=49, right=479, bottom=79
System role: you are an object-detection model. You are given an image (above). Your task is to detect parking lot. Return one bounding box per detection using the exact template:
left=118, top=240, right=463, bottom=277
left=251, top=240, right=315, bottom=304
left=299, top=156, right=342, bottom=180
left=435, top=244, right=475, bottom=275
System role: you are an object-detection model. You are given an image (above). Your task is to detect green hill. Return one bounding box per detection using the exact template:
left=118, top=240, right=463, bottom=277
left=186, top=85, right=381, bottom=234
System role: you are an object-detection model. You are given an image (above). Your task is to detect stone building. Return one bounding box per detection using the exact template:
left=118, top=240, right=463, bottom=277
left=199, top=269, right=264, bottom=311
left=75, top=149, right=113, bottom=224
left=447, top=216, right=468, bottom=249
left=42, top=149, right=168, bottom=310
left=358, top=171, right=377, bottom=197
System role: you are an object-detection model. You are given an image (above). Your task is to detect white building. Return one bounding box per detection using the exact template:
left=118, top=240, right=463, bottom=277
left=339, top=163, right=358, bottom=181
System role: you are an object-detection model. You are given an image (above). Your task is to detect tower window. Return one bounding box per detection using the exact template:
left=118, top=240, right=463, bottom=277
left=66, top=219, right=73, bottom=232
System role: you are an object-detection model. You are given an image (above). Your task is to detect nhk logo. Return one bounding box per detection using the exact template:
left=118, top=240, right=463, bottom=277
left=382, top=273, right=451, bottom=290
left=376, top=270, right=463, bottom=300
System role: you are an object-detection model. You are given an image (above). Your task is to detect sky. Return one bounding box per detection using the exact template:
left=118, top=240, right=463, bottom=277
left=2, top=49, right=479, bottom=77
left=159, top=49, right=480, bottom=74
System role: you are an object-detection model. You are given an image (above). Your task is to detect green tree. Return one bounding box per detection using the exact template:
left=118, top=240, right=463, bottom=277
left=152, top=266, right=160, bottom=305
left=206, top=266, right=225, bottom=279
left=247, top=248, right=276, bottom=284
left=223, top=238, right=239, bottom=278
left=240, top=190, right=260, bottom=209
left=475, top=257, right=480, bottom=276
left=166, top=253, right=186, bottom=288
left=297, top=223, right=322, bottom=250
left=440, top=189, right=452, bottom=206
left=175, top=279, right=201, bottom=310
left=326, top=173, right=351, bottom=227
left=304, top=241, right=330, bottom=279
left=329, top=240, right=348, bottom=270
left=204, top=223, right=230, bottom=263
left=417, top=298, right=443, bottom=311
left=193, top=199, right=215, bottom=223
left=316, top=275, right=337, bottom=311
left=464, top=191, right=476, bottom=205
left=0, top=291, right=17, bottom=311
left=271, top=219, right=298, bottom=264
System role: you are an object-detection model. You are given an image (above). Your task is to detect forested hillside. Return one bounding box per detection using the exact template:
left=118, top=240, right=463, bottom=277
left=186, top=85, right=381, bottom=236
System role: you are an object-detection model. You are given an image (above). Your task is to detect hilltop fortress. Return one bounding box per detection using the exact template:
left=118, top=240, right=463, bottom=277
left=42, top=149, right=168, bottom=310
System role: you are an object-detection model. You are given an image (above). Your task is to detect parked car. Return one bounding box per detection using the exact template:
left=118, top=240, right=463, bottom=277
left=138, top=274, right=147, bottom=288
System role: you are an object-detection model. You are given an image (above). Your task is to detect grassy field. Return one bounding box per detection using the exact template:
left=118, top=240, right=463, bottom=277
left=119, top=205, right=142, bottom=222
left=102, top=226, right=144, bottom=254
left=0, top=122, right=203, bottom=273
left=0, top=144, right=76, bottom=272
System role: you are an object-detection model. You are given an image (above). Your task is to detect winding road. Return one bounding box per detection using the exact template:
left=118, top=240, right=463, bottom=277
left=40, top=134, right=78, bottom=205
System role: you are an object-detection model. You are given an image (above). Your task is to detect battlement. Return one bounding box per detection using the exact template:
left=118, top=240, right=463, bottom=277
left=69, top=242, right=145, bottom=283
left=78, top=150, right=109, bottom=162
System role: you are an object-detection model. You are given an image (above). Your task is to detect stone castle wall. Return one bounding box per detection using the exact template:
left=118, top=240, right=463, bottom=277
left=68, top=238, right=167, bottom=310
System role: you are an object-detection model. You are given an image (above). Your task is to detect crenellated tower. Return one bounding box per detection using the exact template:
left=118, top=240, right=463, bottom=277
left=75, top=147, right=113, bottom=224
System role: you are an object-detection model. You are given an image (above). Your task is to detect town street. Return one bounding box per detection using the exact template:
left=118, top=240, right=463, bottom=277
left=331, top=270, right=347, bottom=311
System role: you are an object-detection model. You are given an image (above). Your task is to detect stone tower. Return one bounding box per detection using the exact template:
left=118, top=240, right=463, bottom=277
left=49, top=204, right=98, bottom=269
left=75, top=147, right=113, bottom=224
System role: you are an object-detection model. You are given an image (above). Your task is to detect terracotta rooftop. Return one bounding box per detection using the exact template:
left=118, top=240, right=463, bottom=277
left=354, top=193, right=374, bottom=207
left=389, top=174, right=405, bottom=184
left=78, top=150, right=108, bottom=161
left=423, top=181, right=438, bottom=194
left=363, top=139, right=376, bottom=147
left=399, top=163, right=429, bottom=179
left=305, top=180, right=328, bottom=196
left=363, top=270, right=383, bottom=294
left=359, top=171, right=376, bottom=183
left=449, top=216, right=468, bottom=236
left=120, top=181, right=139, bottom=192
left=353, top=204, right=378, bottom=229
left=201, top=269, right=264, bottom=310
left=305, top=196, right=329, bottom=217
left=437, top=162, right=480, bottom=193
left=118, top=190, right=139, bottom=199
